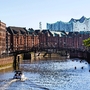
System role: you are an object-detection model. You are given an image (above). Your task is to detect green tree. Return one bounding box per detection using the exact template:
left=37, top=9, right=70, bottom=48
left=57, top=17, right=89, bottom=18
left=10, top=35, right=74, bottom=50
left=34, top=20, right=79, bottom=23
left=83, top=38, right=90, bottom=49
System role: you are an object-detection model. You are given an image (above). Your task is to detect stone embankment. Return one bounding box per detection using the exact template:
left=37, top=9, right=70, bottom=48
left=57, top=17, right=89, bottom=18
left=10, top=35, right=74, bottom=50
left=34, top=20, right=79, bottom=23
left=0, top=56, right=14, bottom=70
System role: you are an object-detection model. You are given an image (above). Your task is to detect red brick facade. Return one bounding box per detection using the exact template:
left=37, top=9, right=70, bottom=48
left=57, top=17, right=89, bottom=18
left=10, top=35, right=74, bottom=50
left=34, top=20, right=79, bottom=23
left=6, top=27, right=39, bottom=53
left=0, top=21, right=6, bottom=54
left=39, top=31, right=90, bottom=51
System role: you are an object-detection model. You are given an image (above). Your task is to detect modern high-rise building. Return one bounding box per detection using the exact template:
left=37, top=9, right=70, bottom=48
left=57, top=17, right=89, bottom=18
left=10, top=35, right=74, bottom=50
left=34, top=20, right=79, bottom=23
left=46, top=16, right=90, bottom=32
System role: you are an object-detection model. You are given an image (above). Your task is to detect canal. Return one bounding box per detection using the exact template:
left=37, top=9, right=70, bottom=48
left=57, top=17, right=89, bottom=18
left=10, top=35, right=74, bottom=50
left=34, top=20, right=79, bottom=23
left=0, top=56, right=90, bottom=90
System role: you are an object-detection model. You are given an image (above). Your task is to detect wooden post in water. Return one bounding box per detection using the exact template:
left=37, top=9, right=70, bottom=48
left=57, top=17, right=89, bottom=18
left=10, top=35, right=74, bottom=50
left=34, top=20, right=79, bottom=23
left=17, top=56, right=20, bottom=70
left=13, top=54, right=17, bottom=70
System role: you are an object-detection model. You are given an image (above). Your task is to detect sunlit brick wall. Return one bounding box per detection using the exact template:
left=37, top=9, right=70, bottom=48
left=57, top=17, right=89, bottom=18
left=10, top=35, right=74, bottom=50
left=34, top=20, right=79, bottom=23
left=0, top=21, right=6, bottom=55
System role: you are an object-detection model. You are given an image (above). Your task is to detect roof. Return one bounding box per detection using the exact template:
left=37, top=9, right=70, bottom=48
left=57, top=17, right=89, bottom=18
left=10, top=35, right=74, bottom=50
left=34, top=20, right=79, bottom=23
left=35, top=30, right=40, bottom=35
left=6, top=26, right=28, bottom=35
left=67, top=32, right=79, bottom=37
left=80, top=31, right=90, bottom=34
left=41, top=30, right=53, bottom=36
left=28, top=28, right=34, bottom=34
left=49, top=31, right=67, bottom=37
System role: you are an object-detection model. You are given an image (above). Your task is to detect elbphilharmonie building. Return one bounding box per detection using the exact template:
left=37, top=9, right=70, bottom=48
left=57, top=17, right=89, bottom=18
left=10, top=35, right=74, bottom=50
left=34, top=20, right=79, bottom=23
left=46, top=16, right=90, bottom=32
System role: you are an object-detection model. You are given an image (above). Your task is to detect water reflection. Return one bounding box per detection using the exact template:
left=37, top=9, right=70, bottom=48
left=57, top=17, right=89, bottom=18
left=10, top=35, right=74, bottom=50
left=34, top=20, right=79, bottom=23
left=0, top=67, right=13, bottom=74
left=88, top=63, right=90, bottom=72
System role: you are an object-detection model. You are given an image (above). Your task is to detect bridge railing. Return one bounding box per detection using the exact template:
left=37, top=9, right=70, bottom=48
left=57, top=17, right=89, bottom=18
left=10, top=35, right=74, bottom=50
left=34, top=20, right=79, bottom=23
left=9, top=45, right=89, bottom=55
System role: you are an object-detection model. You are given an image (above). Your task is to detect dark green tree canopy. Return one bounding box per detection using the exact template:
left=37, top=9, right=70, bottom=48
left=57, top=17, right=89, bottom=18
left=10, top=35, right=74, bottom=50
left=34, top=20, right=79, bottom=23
left=83, top=38, right=90, bottom=48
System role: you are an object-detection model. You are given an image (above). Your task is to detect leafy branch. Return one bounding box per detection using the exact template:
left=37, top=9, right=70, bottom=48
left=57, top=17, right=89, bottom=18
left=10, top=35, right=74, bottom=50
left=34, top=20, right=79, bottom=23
left=83, top=38, right=90, bottom=48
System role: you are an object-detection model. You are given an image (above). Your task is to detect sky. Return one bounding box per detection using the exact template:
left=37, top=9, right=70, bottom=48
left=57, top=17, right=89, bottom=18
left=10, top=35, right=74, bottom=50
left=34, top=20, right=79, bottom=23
left=0, top=0, right=90, bottom=29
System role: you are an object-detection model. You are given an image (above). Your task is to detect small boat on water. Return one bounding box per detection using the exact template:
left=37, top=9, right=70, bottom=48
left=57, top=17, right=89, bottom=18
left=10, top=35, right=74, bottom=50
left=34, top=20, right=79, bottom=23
left=13, top=70, right=27, bottom=81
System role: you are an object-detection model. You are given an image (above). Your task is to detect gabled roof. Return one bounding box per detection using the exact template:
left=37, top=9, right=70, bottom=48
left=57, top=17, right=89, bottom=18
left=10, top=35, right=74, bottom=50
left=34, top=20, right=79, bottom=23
left=42, top=29, right=48, bottom=33
left=67, top=32, right=79, bottom=37
left=28, top=28, right=34, bottom=34
left=41, top=30, right=53, bottom=36
left=49, top=31, right=67, bottom=37
left=6, top=26, right=28, bottom=35
left=35, top=30, right=40, bottom=35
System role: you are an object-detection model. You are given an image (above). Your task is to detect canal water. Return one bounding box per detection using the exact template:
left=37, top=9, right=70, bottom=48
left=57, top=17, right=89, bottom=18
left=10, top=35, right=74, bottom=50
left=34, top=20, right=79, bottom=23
left=0, top=56, right=90, bottom=90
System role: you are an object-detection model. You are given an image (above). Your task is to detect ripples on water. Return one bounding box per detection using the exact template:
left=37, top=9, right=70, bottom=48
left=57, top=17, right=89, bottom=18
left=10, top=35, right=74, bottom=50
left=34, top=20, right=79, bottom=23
left=0, top=58, right=90, bottom=90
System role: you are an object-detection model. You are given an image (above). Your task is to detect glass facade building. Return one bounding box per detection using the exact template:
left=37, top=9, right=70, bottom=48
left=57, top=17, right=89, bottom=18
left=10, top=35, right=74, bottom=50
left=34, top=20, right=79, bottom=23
left=46, top=16, right=90, bottom=32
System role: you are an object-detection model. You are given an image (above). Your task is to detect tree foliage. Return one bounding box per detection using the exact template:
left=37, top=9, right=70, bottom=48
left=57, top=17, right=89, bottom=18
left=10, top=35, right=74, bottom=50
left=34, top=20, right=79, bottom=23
left=83, top=38, right=90, bottom=48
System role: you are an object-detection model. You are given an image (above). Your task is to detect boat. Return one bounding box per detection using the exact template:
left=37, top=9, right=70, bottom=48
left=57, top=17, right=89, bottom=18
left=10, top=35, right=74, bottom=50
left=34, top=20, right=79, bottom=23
left=13, top=70, right=27, bottom=81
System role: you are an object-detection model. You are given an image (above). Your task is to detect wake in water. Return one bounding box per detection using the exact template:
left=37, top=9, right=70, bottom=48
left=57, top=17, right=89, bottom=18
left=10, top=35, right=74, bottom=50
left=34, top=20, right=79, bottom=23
left=0, top=79, right=14, bottom=90
left=0, top=77, right=28, bottom=90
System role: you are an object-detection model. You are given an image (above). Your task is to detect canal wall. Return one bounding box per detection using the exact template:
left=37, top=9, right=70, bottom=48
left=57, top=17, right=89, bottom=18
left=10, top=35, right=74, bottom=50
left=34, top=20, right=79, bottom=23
left=86, top=52, right=90, bottom=63
left=0, top=54, right=23, bottom=70
left=69, top=51, right=90, bottom=63
left=0, top=56, right=14, bottom=70
left=1, top=51, right=89, bottom=70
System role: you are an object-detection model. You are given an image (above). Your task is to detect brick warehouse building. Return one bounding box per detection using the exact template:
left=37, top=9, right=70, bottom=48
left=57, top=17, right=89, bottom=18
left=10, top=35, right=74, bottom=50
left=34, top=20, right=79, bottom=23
left=38, top=30, right=90, bottom=51
left=6, top=26, right=28, bottom=52
left=6, top=27, right=39, bottom=53
left=0, top=21, right=6, bottom=55
left=6, top=28, right=90, bottom=54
